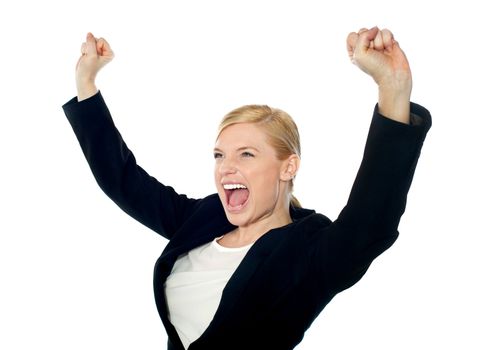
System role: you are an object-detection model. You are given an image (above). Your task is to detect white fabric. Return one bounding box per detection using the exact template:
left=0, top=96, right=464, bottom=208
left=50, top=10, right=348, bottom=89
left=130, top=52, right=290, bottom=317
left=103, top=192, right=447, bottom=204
left=164, top=236, right=253, bottom=349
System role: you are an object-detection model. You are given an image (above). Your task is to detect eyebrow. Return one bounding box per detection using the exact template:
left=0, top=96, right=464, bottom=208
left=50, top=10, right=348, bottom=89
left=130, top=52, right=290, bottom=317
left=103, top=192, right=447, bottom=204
left=213, top=146, right=260, bottom=153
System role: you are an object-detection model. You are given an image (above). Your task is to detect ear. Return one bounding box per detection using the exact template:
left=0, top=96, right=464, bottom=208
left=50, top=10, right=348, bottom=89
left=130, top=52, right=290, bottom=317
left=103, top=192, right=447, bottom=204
left=280, top=154, right=300, bottom=182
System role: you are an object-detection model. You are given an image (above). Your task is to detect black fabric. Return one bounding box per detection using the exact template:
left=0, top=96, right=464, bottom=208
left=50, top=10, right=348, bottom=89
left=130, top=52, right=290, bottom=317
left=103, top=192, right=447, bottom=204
left=63, top=92, right=431, bottom=350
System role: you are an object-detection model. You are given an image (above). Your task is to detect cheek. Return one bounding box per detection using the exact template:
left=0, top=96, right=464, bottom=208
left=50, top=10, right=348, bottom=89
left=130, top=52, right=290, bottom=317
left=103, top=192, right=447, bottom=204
left=213, top=167, right=218, bottom=182
left=213, top=166, right=221, bottom=191
left=251, top=167, right=280, bottom=199
left=213, top=164, right=221, bottom=182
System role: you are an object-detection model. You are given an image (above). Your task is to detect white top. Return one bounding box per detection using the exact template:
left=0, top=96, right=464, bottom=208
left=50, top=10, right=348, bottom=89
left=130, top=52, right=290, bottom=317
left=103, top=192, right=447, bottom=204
left=164, top=236, right=254, bottom=349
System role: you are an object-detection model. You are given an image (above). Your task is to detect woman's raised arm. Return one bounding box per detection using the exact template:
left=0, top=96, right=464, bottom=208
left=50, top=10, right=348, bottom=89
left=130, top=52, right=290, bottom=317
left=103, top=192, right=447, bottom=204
left=63, top=33, right=201, bottom=239
left=307, top=27, right=431, bottom=295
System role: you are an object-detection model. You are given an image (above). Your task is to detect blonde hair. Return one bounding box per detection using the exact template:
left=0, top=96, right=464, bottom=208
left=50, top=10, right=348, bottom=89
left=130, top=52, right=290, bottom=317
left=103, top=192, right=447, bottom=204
left=217, top=104, right=302, bottom=208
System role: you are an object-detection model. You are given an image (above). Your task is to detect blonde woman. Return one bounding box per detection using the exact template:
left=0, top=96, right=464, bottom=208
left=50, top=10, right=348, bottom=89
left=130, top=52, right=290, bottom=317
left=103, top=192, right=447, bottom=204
left=63, top=27, right=431, bottom=350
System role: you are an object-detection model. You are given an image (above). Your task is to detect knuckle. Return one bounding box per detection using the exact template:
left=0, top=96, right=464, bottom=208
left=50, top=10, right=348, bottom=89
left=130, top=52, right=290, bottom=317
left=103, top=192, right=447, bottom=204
left=382, top=29, right=392, bottom=39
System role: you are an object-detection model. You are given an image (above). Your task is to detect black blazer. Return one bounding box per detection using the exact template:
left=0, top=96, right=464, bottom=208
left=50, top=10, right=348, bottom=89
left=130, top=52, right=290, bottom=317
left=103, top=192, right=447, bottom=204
left=63, top=92, right=431, bottom=350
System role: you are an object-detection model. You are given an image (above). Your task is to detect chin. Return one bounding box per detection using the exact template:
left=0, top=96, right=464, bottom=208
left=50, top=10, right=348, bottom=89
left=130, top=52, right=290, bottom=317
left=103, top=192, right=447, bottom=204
left=227, top=211, right=255, bottom=227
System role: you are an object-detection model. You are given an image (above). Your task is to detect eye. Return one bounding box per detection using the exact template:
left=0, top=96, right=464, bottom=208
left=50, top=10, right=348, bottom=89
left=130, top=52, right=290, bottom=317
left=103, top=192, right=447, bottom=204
left=213, top=152, right=223, bottom=159
left=241, top=151, right=255, bottom=158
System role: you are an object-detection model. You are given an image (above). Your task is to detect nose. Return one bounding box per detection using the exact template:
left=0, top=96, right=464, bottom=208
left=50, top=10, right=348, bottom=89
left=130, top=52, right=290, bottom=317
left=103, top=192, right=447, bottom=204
left=218, top=157, right=238, bottom=176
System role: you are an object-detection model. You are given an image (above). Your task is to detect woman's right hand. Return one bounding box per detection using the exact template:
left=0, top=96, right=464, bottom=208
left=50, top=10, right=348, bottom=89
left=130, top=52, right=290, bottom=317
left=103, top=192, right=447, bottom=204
left=76, top=32, right=114, bottom=101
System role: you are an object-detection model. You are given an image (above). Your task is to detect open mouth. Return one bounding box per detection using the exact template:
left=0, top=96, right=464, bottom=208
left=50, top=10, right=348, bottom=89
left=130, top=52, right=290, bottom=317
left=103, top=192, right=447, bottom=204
left=223, top=183, right=250, bottom=211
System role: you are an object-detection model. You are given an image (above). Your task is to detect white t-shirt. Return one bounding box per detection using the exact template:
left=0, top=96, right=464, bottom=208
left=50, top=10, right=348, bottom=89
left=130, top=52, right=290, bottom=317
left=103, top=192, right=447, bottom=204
left=164, top=236, right=254, bottom=349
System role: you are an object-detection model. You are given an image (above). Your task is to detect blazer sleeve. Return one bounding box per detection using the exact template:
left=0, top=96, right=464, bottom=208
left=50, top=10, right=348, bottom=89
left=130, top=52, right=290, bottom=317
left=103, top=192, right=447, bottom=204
left=62, top=91, right=200, bottom=240
left=310, top=102, right=432, bottom=294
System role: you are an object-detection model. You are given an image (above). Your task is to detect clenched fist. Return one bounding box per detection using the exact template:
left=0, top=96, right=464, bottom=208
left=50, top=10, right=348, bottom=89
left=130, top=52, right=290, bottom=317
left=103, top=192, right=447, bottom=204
left=347, top=27, right=412, bottom=124
left=75, top=32, right=114, bottom=101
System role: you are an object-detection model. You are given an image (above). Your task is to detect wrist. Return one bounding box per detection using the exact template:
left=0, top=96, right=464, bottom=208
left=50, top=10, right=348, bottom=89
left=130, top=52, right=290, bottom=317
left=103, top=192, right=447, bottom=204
left=76, top=81, right=98, bottom=102
left=378, top=86, right=411, bottom=124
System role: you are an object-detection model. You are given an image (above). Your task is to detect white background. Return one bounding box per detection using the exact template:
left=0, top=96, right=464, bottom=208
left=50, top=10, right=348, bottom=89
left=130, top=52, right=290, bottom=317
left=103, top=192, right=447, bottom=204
left=1, top=0, right=491, bottom=349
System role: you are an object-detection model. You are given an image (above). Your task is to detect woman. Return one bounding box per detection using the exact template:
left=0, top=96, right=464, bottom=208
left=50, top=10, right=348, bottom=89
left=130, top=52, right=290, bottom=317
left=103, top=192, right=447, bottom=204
left=63, top=27, right=431, bottom=350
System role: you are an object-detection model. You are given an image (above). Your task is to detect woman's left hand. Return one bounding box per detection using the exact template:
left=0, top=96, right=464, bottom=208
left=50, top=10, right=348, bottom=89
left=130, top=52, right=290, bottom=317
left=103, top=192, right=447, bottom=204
left=347, top=27, right=412, bottom=93
left=347, top=27, right=412, bottom=124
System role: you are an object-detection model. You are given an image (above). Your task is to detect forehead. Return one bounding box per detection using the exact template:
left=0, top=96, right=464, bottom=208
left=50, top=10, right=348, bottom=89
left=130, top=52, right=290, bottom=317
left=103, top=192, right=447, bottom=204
left=215, top=123, right=270, bottom=150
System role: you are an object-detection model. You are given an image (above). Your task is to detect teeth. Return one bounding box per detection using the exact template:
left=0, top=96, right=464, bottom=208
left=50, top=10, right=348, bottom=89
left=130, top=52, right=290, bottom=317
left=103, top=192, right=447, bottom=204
left=223, top=183, right=247, bottom=190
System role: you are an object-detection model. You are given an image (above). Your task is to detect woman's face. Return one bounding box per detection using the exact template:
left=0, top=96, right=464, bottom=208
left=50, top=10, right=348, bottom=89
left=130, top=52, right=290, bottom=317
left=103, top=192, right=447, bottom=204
left=214, top=123, right=294, bottom=228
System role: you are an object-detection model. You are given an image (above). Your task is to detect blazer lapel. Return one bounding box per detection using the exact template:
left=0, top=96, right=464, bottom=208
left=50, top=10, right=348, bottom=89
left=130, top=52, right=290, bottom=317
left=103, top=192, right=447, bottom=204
left=155, top=218, right=235, bottom=350
left=193, top=224, right=288, bottom=345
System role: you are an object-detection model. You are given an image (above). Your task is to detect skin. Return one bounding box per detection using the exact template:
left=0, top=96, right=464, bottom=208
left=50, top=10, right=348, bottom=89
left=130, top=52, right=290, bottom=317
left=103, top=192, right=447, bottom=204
left=213, top=123, right=299, bottom=247
left=74, top=26, right=413, bottom=246
left=347, top=27, right=412, bottom=124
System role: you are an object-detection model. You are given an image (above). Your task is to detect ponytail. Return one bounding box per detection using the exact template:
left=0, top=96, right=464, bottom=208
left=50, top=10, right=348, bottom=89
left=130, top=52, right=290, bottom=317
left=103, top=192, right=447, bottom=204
left=290, top=194, right=302, bottom=208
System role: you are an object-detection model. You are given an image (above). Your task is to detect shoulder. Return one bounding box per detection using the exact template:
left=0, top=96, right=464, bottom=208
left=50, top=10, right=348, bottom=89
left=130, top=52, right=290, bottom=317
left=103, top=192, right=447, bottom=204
left=290, top=208, right=332, bottom=236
